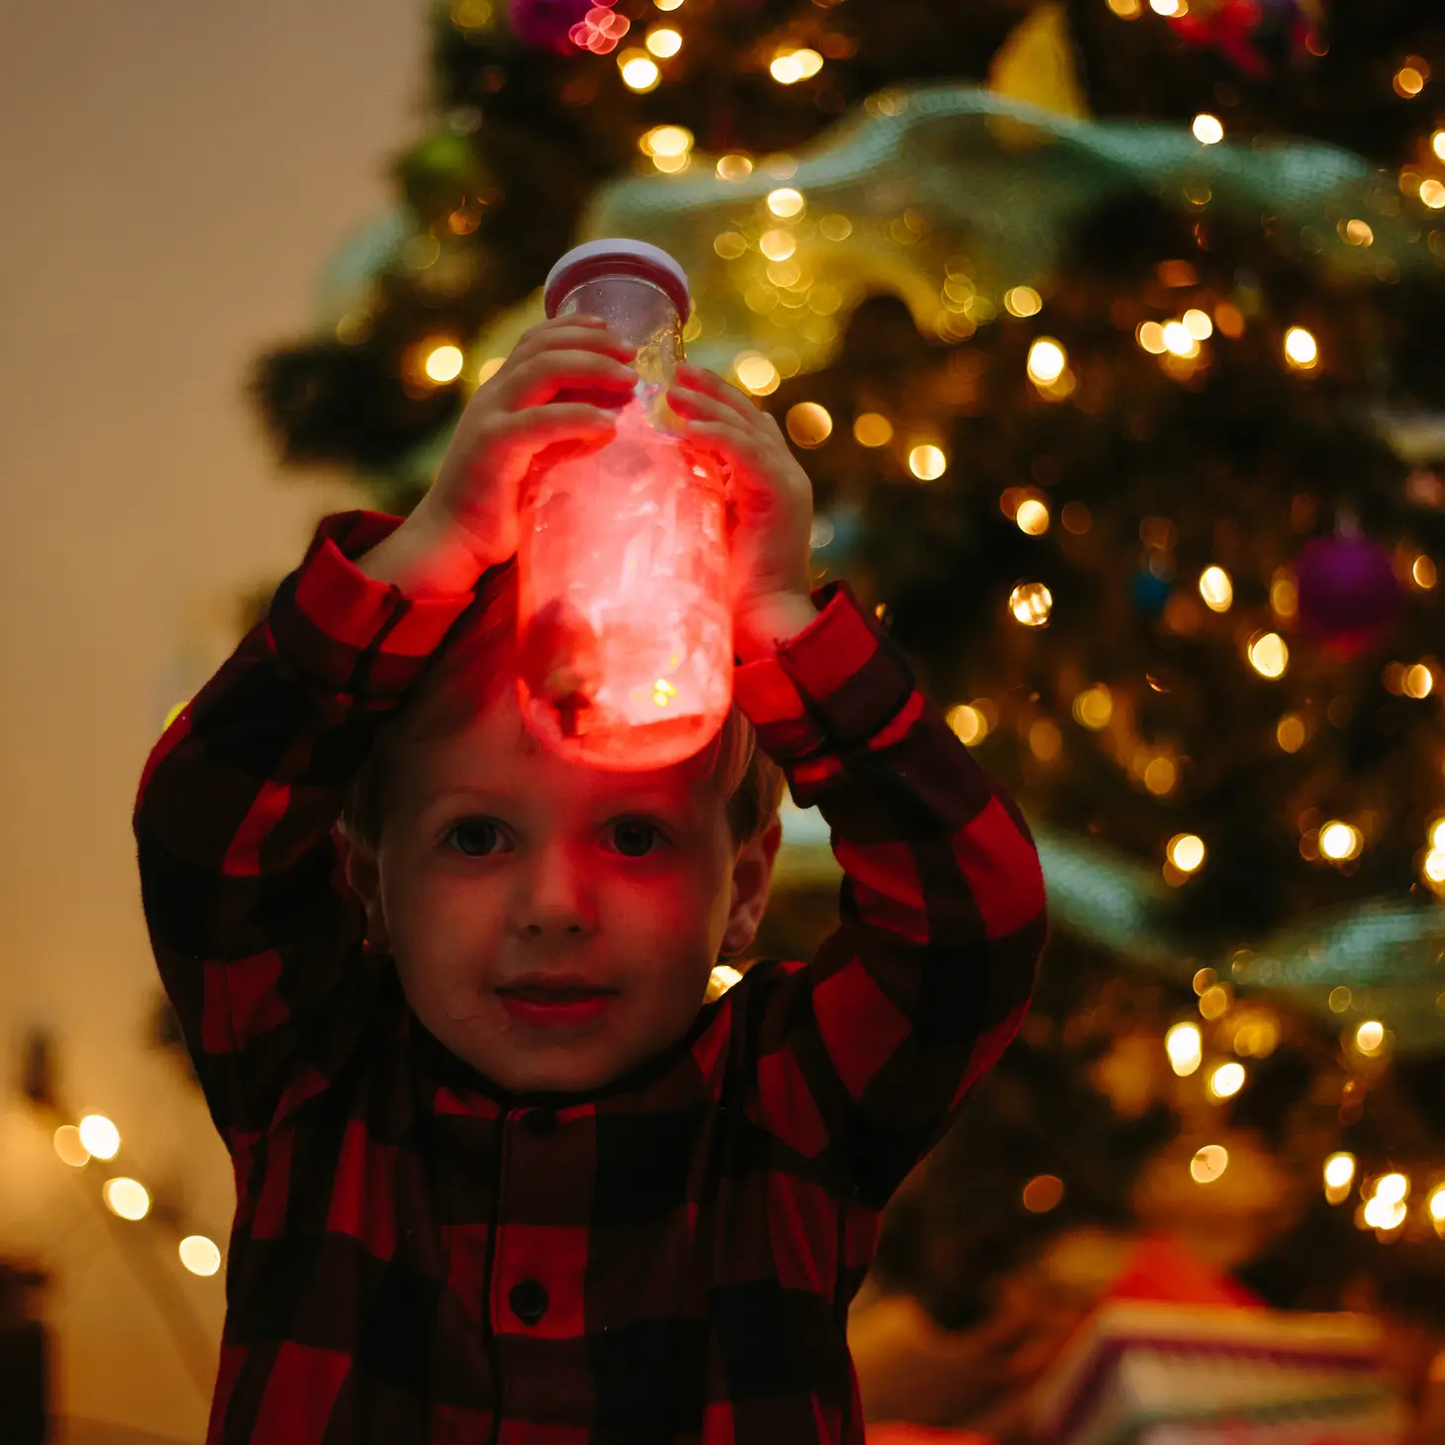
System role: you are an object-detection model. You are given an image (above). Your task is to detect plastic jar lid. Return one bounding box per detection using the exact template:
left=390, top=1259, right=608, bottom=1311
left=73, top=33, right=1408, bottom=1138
left=543, top=238, right=692, bottom=321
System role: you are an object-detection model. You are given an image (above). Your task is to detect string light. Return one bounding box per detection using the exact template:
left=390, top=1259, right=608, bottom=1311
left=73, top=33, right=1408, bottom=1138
left=1355, top=1020, right=1386, bottom=1055
left=1165, top=1022, right=1203, bottom=1077
left=1208, top=1062, right=1246, bottom=1099
left=1162, top=321, right=1200, bottom=358
left=1421, top=179, right=1445, bottom=210
left=1137, top=321, right=1166, bottom=355
left=908, top=444, right=947, bottom=481
left=1027, top=338, right=1067, bottom=386
left=716, top=154, right=753, bottom=181
left=53, top=1125, right=89, bottom=1168
left=618, top=51, right=661, bottom=91
left=1166, top=834, right=1206, bottom=874
left=770, top=48, right=823, bottom=84
left=1247, top=632, right=1289, bottom=679
left=766, top=187, right=805, bottom=218
left=422, top=343, right=465, bottom=384
left=1022, top=1175, right=1065, bottom=1213
left=102, top=1178, right=151, bottom=1222
left=1149, top=0, right=1185, bottom=14
left=759, top=229, right=797, bottom=261
left=79, top=1114, right=120, bottom=1161
left=1183, top=308, right=1213, bottom=339
left=1363, top=1195, right=1407, bottom=1230
left=1374, top=1172, right=1410, bottom=1206
left=1199, top=566, right=1233, bottom=612
left=1008, top=582, right=1053, bottom=627
left=853, top=413, right=893, bottom=447
left=1199, top=983, right=1231, bottom=1020
left=946, top=703, right=989, bottom=746
left=1324, top=1152, right=1356, bottom=1204
left=1192, top=114, right=1225, bottom=145
left=1283, top=327, right=1319, bottom=369
left=1404, top=662, right=1434, bottom=698
left=653, top=0, right=683, bottom=9
left=1190, top=1145, right=1229, bottom=1184
left=785, top=402, right=832, bottom=447
left=1429, top=1184, right=1445, bottom=1222
left=640, top=125, right=693, bottom=173
left=733, top=353, right=779, bottom=395
left=1393, top=60, right=1428, bottom=99
left=1318, top=821, right=1363, bottom=862
left=1016, top=498, right=1050, bottom=535
left=1004, top=285, right=1043, bottom=317
left=1412, top=555, right=1437, bottom=589
left=644, top=26, right=681, bottom=57
left=179, top=1236, right=222, bottom=1277
left=1072, top=685, right=1113, bottom=729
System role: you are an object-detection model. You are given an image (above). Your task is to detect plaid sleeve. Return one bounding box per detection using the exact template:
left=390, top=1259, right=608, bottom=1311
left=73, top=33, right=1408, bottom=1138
left=732, top=581, right=1048, bottom=1206
left=133, top=511, right=480, bottom=1150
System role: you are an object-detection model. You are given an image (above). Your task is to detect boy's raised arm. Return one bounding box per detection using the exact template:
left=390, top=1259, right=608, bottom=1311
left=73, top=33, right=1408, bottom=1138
left=133, top=511, right=478, bottom=1149
left=732, top=580, right=1048, bottom=1206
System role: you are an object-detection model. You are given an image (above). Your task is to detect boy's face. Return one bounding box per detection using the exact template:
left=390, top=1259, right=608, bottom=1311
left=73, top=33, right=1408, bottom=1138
left=343, top=681, right=780, bottom=1095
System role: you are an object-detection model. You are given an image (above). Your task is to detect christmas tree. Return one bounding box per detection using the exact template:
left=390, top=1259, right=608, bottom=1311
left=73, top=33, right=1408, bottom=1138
left=248, top=0, right=1445, bottom=1427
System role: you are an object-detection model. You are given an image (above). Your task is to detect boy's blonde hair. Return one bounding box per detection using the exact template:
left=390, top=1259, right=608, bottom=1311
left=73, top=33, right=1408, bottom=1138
left=342, top=559, right=787, bottom=850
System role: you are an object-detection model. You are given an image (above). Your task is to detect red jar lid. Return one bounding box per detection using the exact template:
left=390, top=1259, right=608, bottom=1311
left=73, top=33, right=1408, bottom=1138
left=543, top=238, right=692, bottom=322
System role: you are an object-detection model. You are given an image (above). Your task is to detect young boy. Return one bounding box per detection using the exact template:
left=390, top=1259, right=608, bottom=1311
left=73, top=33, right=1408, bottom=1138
left=135, top=315, right=1047, bottom=1444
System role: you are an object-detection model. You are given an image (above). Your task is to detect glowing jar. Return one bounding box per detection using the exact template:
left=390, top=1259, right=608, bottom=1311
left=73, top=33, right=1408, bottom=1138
left=517, top=239, right=732, bottom=770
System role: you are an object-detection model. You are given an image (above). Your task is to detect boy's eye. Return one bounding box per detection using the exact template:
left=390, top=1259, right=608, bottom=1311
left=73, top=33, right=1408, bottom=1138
left=444, top=818, right=513, bottom=857
left=608, top=819, right=665, bottom=858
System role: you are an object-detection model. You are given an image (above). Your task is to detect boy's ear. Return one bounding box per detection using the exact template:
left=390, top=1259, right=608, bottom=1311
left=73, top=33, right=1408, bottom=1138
left=720, top=815, right=784, bottom=958
left=334, top=824, right=390, bottom=952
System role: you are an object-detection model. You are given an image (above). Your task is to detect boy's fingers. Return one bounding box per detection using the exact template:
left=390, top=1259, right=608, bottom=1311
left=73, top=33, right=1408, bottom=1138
left=673, top=363, right=759, bottom=420
left=512, top=318, right=634, bottom=365
left=504, top=350, right=639, bottom=409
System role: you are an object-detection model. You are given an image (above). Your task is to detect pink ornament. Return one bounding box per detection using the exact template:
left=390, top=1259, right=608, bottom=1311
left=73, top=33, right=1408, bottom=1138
left=1294, top=532, right=1401, bottom=654
left=507, top=0, right=623, bottom=55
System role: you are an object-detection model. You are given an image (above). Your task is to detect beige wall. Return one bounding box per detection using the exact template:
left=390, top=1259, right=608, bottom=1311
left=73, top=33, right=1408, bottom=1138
left=0, top=2, right=424, bottom=1437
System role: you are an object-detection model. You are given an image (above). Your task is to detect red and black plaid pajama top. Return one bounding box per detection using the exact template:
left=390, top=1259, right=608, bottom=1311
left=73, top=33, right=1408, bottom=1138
left=134, top=511, right=1047, bottom=1445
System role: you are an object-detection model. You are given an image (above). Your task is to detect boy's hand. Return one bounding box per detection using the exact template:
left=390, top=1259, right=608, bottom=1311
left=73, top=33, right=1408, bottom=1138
left=362, top=316, right=637, bottom=593
left=666, top=363, right=817, bottom=659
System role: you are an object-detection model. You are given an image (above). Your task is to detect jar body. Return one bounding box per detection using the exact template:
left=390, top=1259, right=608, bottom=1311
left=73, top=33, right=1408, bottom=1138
left=516, top=266, right=732, bottom=770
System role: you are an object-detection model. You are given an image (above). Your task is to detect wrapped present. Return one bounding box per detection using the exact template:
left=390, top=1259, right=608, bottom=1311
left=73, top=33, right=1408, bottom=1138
left=1029, top=1237, right=1407, bottom=1444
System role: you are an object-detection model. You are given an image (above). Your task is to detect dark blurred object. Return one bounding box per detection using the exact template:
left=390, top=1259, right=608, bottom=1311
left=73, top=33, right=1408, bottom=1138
left=0, top=1261, right=49, bottom=1445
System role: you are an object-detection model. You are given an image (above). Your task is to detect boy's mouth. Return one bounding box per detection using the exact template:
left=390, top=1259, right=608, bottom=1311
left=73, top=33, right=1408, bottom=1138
left=496, top=976, right=620, bottom=1030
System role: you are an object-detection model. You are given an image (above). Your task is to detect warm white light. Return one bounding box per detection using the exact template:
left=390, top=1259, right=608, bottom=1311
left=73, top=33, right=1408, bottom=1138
left=1284, top=327, right=1319, bottom=368
left=1364, top=1195, right=1407, bottom=1230
left=79, top=1114, right=120, bottom=1161
left=734, top=353, right=779, bottom=395
left=619, top=53, right=661, bottom=91
left=1183, top=308, right=1214, bottom=340
left=1004, top=285, right=1043, bottom=318
left=766, top=187, right=805, bottom=218
left=759, top=229, right=797, bottom=261
left=908, top=445, right=947, bottom=481
left=853, top=413, right=893, bottom=447
left=1167, top=834, right=1206, bottom=874
left=1325, top=1152, right=1356, bottom=1190
left=1433, top=130, right=1445, bottom=163
left=1356, top=1020, right=1386, bottom=1055
left=53, top=1125, right=90, bottom=1168
left=641, top=124, right=692, bottom=158
left=1192, top=113, right=1225, bottom=145
left=1149, top=0, right=1185, bottom=14
left=1027, top=338, right=1067, bottom=385
left=716, top=154, right=753, bottom=181
left=424, top=344, right=465, bottom=384
left=1209, top=1062, right=1246, bottom=1099
left=1199, top=566, right=1233, bottom=612
left=1429, top=1184, right=1445, bottom=1221
left=1319, top=821, right=1363, bottom=862
left=644, top=26, right=681, bottom=57
left=1137, top=321, right=1167, bottom=354
left=1073, top=685, right=1113, bottom=730
left=102, top=1178, right=151, bottom=1221
left=1190, top=1145, right=1229, bottom=1183
left=1165, top=1022, right=1203, bottom=1077
left=1016, top=498, right=1050, bottom=535
left=791, top=48, right=823, bottom=77
left=1374, top=1172, right=1410, bottom=1206
left=179, top=1236, right=222, bottom=1277
left=1008, top=582, right=1053, bottom=627
left=946, top=703, right=989, bottom=746
left=1425, top=847, right=1445, bottom=884
left=785, top=402, right=832, bottom=448
left=1248, top=632, right=1289, bottom=679
left=1162, top=321, right=1200, bottom=358
left=709, top=964, right=743, bottom=994
left=1405, top=663, right=1434, bottom=698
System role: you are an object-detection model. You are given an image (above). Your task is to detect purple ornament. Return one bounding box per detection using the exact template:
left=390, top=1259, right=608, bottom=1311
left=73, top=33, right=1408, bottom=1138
left=507, top=0, right=596, bottom=53
left=1294, top=532, right=1402, bottom=653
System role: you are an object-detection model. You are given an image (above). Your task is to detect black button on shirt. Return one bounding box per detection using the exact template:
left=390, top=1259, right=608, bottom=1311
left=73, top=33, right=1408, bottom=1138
left=510, top=1278, right=548, bottom=1325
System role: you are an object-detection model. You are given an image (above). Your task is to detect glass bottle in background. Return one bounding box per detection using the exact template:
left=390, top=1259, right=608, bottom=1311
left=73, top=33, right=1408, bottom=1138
left=516, top=238, right=732, bottom=770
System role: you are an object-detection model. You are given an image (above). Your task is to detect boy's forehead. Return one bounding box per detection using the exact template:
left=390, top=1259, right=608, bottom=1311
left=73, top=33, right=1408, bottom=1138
left=410, top=684, right=719, bottom=809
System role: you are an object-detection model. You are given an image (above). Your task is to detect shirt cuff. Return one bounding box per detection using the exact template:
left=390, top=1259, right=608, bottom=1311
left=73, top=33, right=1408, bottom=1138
left=732, top=580, right=915, bottom=764
left=268, top=511, right=485, bottom=701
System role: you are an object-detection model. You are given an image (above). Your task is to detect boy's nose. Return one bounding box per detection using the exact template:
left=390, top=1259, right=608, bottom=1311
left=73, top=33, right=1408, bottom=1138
left=513, top=851, right=597, bottom=937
